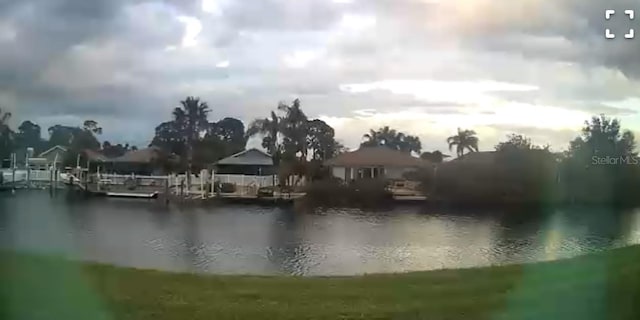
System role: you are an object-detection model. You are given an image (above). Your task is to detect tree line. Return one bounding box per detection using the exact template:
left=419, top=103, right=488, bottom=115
left=0, top=97, right=346, bottom=176
left=358, top=125, right=480, bottom=163
left=426, top=115, right=640, bottom=206
left=4, top=100, right=640, bottom=206
left=0, top=109, right=139, bottom=167
left=0, top=95, right=485, bottom=173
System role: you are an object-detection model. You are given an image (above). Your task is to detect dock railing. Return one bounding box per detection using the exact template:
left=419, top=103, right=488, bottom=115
left=10, top=169, right=285, bottom=199
left=94, top=172, right=277, bottom=199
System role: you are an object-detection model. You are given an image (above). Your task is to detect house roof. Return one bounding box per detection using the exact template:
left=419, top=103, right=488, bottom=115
left=38, top=145, right=68, bottom=157
left=27, top=158, right=49, bottom=165
left=324, top=147, right=431, bottom=167
left=216, top=148, right=273, bottom=166
left=83, top=149, right=110, bottom=162
left=110, top=147, right=161, bottom=163
left=455, top=151, right=497, bottom=163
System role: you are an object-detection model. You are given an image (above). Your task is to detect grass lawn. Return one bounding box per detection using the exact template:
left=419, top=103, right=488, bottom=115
left=2, top=246, right=640, bottom=320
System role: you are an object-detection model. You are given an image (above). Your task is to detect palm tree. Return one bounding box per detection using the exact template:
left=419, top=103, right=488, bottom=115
left=362, top=129, right=381, bottom=147
left=400, top=135, right=422, bottom=154
left=447, top=128, right=479, bottom=158
left=420, top=150, right=450, bottom=163
left=277, top=99, right=308, bottom=160
left=362, top=126, right=421, bottom=153
left=173, top=97, right=211, bottom=182
left=247, top=111, right=281, bottom=156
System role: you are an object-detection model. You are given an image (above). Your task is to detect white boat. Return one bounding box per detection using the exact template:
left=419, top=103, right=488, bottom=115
left=105, top=191, right=159, bottom=199
left=59, top=172, right=70, bottom=181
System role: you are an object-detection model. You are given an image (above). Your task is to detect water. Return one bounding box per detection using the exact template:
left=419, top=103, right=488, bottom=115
left=2, top=191, right=640, bottom=276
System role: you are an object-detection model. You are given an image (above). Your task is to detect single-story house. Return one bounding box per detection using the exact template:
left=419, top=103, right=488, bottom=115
left=215, top=148, right=275, bottom=175
left=83, top=149, right=110, bottom=163
left=106, top=147, right=166, bottom=175
left=76, top=147, right=178, bottom=175
left=324, top=146, right=433, bottom=181
left=25, top=145, right=68, bottom=170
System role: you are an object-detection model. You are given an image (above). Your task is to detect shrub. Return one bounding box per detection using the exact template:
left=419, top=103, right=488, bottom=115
left=304, top=178, right=393, bottom=207
left=433, top=149, right=560, bottom=206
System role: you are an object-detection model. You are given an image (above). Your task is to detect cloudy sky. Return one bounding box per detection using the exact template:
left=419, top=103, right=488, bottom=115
left=2, top=0, right=640, bottom=153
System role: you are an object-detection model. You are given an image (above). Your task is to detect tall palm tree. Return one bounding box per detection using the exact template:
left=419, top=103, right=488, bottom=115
left=247, top=111, right=281, bottom=156
left=447, top=128, right=479, bottom=158
left=362, top=129, right=381, bottom=147
left=277, top=99, right=308, bottom=160
left=173, top=97, right=211, bottom=181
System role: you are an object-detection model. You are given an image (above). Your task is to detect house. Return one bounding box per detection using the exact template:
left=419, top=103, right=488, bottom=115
left=82, top=149, right=110, bottom=163
left=27, top=145, right=68, bottom=170
left=107, top=147, right=165, bottom=175
left=215, top=148, right=275, bottom=175
left=324, top=146, right=432, bottom=181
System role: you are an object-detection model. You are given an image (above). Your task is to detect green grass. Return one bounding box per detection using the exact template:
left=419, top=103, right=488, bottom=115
left=2, top=246, right=640, bottom=320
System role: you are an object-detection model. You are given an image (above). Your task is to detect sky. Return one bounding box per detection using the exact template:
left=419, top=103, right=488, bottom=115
left=1, top=0, right=640, bottom=153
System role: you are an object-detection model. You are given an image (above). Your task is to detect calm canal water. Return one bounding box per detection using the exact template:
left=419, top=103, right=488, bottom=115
left=2, top=191, right=640, bottom=276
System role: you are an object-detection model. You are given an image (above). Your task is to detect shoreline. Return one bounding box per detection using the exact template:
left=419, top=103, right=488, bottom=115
left=5, top=188, right=640, bottom=211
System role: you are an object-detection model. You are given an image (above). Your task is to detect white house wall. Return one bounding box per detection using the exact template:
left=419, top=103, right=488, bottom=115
left=384, top=167, right=415, bottom=179
left=332, top=167, right=346, bottom=180
left=331, top=166, right=416, bottom=180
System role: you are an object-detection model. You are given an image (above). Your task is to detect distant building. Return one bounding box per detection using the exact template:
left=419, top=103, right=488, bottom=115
left=324, top=146, right=432, bottom=181
left=214, top=148, right=275, bottom=175
left=105, top=147, right=166, bottom=175
left=27, top=145, right=68, bottom=170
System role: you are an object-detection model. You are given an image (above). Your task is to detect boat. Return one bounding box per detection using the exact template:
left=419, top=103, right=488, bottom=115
left=105, top=191, right=159, bottom=199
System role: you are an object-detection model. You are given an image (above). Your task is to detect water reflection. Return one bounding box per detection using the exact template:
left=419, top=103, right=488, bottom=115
left=268, top=208, right=308, bottom=275
left=2, top=191, right=640, bottom=276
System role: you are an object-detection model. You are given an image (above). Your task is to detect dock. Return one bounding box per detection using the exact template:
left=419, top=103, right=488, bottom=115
left=4, top=169, right=428, bottom=205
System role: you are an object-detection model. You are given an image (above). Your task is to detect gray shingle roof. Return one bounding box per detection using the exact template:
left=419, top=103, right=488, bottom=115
left=216, top=148, right=273, bottom=166
left=110, top=147, right=160, bottom=163
left=324, top=147, right=431, bottom=167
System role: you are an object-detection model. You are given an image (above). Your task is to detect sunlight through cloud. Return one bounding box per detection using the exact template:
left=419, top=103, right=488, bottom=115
left=216, top=60, right=230, bottom=68
left=177, top=16, right=202, bottom=47
left=339, top=14, right=377, bottom=32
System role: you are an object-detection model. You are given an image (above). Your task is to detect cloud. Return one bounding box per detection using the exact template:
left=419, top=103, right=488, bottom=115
left=1, top=0, right=639, bottom=151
